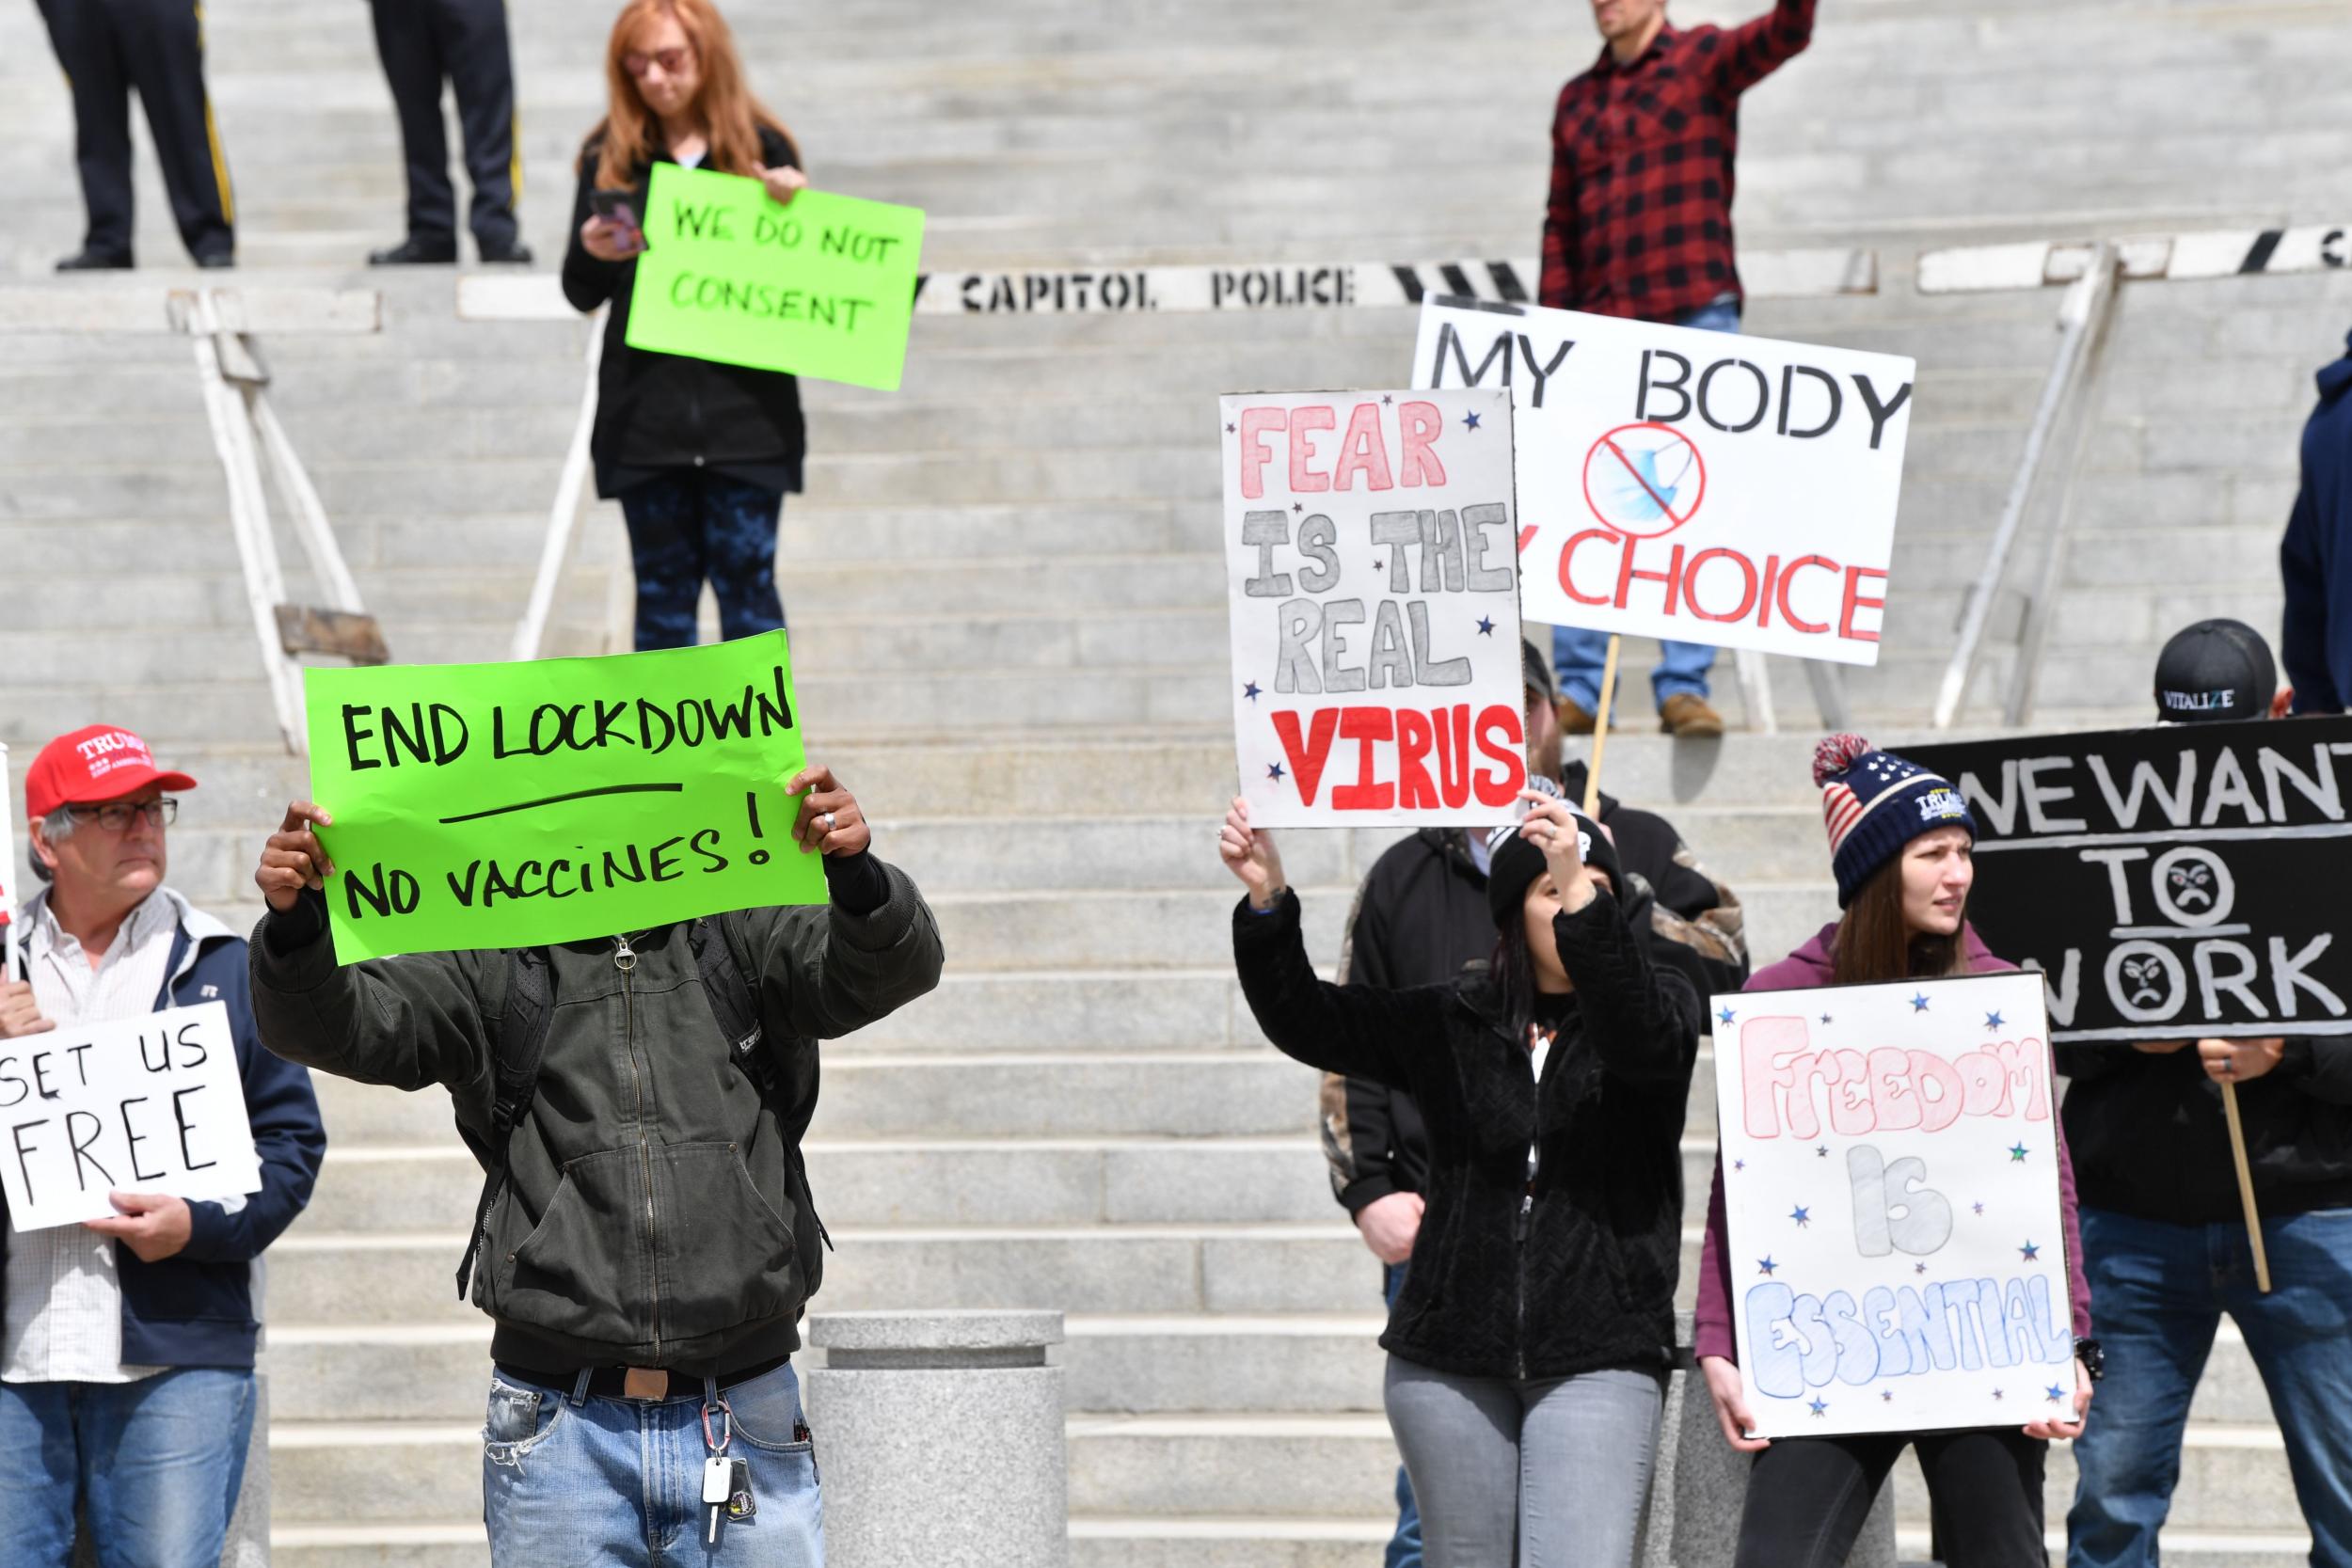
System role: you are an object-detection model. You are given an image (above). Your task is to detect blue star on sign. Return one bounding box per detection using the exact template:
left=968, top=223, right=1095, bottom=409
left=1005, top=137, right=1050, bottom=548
left=1973, top=1201, right=1985, bottom=1215
left=1820, top=1013, right=1834, bottom=1025
left=1718, top=1006, right=1737, bottom=1026
left=1733, top=1159, right=1746, bottom=1171
left=1985, top=1011, right=2005, bottom=1030
left=1226, top=422, right=1236, bottom=434
left=1882, top=1390, right=1895, bottom=1402
left=2046, top=1385, right=2067, bottom=1402
left=1817, top=1146, right=1829, bottom=1158
left=2010, top=1143, right=2030, bottom=1163
left=2019, top=1241, right=2041, bottom=1261
left=1291, top=501, right=1303, bottom=514
left=1790, top=1206, right=1811, bottom=1227
left=1915, top=1262, right=1928, bottom=1274
left=1267, top=763, right=1286, bottom=783
left=1992, top=1388, right=2005, bottom=1402
left=1476, top=616, right=1496, bottom=637
left=1756, top=1257, right=1776, bottom=1275
left=1242, top=681, right=1261, bottom=701
left=1911, top=993, right=1931, bottom=1012
left=1463, top=411, right=1483, bottom=431
left=1808, top=1397, right=1828, bottom=1417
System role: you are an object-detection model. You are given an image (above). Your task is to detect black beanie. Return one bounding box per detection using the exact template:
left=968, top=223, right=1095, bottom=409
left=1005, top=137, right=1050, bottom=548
left=1485, top=800, right=1622, bottom=930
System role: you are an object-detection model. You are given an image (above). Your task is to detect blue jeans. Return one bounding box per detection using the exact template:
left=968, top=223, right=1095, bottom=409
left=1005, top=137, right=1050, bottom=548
left=1384, top=1262, right=1423, bottom=1568
left=0, top=1368, right=255, bottom=1568
left=618, top=469, right=787, bottom=652
left=484, top=1361, right=822, bottom=1566
left=2067, top=1205, right=2352, bottom=1568
left=1550, top=296, right=1739, bottom=715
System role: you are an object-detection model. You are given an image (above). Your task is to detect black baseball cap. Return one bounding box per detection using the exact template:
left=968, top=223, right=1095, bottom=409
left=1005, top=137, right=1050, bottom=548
left=2153, top=619, right=2276, bottom=723
left=1521, top=637, right=1555, bottom=701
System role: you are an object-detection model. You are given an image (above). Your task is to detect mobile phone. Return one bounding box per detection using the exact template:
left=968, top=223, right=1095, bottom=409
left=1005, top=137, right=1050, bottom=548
left=589, top=188, right=642, bottom=231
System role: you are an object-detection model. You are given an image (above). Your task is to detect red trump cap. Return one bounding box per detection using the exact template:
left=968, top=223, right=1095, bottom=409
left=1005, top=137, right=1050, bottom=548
left=24, top=725, right=199, bottom=819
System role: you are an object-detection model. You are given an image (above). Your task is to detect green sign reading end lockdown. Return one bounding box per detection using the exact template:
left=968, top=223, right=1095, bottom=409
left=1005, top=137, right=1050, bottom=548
left=303, top=632, right=827, bottom=963
left=624, top=163, right=925, bottom=391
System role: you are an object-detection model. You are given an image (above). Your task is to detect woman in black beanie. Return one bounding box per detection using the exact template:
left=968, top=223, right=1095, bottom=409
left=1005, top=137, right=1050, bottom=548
left=1221, top=787, right=1700, bottom=1568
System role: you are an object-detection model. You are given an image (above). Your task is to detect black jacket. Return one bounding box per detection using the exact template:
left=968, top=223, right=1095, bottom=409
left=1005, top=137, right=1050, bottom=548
left=561, top=126, right=807, bottom=499
left=1240, top=886, right=1699, bottom=1381
left=2058, top=1037, right=2352, bottom=1224
left=1324, top=792, right=1747, bottom=1217
left=251, top=857, right=943, bottom=1376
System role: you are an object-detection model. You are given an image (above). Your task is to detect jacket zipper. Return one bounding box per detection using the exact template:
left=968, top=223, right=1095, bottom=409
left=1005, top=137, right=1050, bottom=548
left=1517, top=1030, right=1539, bottom=1382
left=615, top=934, right=661, bottom=1356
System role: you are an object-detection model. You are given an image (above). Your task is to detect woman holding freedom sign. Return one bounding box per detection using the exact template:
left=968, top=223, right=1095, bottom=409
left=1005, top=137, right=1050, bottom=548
left=564, top=0, right=809, bottom=652
left=1221, top=785, right=1698, bottom=1568
left=1694, top=736, right=2096, bottom=1567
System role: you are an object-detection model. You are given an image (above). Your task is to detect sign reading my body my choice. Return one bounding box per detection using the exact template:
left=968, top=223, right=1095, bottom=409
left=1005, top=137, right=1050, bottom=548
left=626, top=163, right=926, bottom=391
left=304, top=632, right=827, bottom=963
left=1713, top=972, right=2073, bottom=1438
left=1412, top=299, right=1915, bottom=665
left=1222, top=388, right=1527, bottom=828
left=3, top=1003, right=262, bottom=1231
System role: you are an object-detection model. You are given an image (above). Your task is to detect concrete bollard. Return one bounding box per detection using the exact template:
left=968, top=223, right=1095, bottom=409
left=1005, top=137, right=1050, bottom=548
left=803, top=1309, right=1068, bottom=1568
left=1635, top=1320, right=1896, bottom=1568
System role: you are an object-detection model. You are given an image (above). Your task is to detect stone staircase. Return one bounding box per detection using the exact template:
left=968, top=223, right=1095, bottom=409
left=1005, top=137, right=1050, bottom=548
left=3, top=0, right=2344, bottom=1560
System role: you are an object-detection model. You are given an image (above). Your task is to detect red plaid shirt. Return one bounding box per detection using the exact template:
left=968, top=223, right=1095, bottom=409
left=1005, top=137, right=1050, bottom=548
left=1540, top=1, right=1815, bottom=322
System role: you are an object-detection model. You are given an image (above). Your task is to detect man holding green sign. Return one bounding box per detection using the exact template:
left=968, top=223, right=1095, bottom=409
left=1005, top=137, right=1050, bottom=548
left=246, top=631, right=945, bottom=1562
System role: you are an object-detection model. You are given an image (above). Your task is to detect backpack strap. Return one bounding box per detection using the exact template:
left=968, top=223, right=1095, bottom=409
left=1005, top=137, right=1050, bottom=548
left=455, top=946, right=556, bottom=1300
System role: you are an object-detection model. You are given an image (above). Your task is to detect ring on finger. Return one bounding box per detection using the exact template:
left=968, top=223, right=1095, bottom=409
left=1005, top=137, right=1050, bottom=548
left=821, top=811, right=836, bottom=832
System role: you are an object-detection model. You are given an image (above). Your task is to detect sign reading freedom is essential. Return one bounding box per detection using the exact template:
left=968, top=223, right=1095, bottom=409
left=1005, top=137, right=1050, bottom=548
left=626, top=163, right=925, bottom=391
left=1907, top=718, right=2352, bottom=1042
left=1411, top=299, right=1915, bottom=665
left=3, top=1003, right=262, bottom=1231
left=304, top=631, right=826, bottom=963
left=1222, top=388, right=1527, bottom=828
left=1714, top=973, right=2073, bottom=1438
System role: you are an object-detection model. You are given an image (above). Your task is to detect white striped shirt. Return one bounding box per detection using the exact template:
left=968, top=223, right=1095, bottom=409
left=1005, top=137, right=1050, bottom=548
left=2, top=886, right=180, bottom=1385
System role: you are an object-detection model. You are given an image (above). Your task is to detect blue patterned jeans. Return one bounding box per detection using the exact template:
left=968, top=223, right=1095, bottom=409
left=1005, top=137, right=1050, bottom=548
left=618, top=469, right=787, bottom=651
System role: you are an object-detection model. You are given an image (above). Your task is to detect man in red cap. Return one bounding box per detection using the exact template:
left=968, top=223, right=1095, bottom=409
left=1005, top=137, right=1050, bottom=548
left=1, top=725, right=325, bottom=1568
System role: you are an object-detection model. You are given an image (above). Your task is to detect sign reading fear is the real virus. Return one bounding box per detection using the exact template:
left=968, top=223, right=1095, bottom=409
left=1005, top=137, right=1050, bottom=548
left=1220, top=388, right=1527, bottom=829
left=1711, top=972, right=2074, bottom=1438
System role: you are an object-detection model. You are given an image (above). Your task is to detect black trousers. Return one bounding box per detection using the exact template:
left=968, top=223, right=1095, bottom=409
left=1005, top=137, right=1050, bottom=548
left=38, top=0, right=234, bottom=261
left=368, top=0, right=520, bottom=246
left=1733, top=1429, right=2049, bottom=1568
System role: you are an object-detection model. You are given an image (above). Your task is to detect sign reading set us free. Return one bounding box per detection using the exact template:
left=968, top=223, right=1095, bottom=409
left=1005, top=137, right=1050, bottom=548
left=625, top=163, right=926, bottom=391
left=3, top=1003, right=262, bottom=1231
left=1221, top=388, right=1527, bottom=828
left=1713, top=972, right=2074, bottom=1438
left=302, top=632, right=826, bottom=963
left=1411, top=299, right=1915, bottom=665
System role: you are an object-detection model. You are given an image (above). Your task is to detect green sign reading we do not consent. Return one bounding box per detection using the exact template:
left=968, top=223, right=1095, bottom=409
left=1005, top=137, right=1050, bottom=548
left=625, top=162, right=926, bottom=391
left=303, top=631, right=827, bottom=963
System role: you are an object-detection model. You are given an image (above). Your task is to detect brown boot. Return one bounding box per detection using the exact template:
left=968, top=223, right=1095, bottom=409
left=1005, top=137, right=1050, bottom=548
left=1659, top=692, right=1725, bottom=738
left=1556, top=695, right=1598, bottom=735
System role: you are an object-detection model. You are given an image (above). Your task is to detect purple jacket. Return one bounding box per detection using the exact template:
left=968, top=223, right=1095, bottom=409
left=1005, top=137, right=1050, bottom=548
left=1693, top=922, right=2092, bottom=1363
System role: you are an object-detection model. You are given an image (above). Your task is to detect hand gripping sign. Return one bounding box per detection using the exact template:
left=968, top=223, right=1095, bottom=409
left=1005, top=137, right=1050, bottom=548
left=1412, top=299, right=1916, bottom=665
left=1712, top=973, right=2074, bottom=1437
left=1222, top=388, right=1527, bottom=828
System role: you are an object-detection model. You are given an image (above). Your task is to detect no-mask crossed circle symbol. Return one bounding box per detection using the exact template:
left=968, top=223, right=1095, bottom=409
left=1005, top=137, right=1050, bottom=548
left=1582, top=421, right=1707, bottom=539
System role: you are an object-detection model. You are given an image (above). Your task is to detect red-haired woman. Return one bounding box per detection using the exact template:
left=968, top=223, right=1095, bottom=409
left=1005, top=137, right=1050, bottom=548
left=562, top=0, right=807, bottom=652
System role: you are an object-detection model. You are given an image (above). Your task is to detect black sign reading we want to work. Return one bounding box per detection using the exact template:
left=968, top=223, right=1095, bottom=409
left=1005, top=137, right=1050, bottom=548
left=1908, top=718, right=2352, bottom=1043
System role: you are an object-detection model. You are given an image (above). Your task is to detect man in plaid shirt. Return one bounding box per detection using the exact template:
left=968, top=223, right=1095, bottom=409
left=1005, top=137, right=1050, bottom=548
left=1541, top=0, right=1816, bottom=740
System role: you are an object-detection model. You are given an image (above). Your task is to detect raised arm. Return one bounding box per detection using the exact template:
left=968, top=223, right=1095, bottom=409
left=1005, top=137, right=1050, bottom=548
left=1709, top=0, right=1817, bottom=96
left=1222, top=799, right=1442, bottom=1089
left=248, top=802, right=493, bottom=1104
left=761, top=767, right=946, bottom=1042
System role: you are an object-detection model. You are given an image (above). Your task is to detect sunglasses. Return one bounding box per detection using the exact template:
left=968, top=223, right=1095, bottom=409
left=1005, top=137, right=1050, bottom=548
left=623, top=46, right=693, bottom=78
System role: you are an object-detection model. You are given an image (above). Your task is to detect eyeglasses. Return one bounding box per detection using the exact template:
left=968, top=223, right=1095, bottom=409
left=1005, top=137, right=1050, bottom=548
left=623, top=46, right=692, bottom=77
left=67, top=798, right=178, bottom=832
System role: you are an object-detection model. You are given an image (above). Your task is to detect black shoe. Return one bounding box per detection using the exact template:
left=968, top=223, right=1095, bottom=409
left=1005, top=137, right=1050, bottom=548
left=477, top=237, right=535, bottom=265
left=368, top=235, right=458, bottom=266
left=56, top=249, right=133, bottom=271
left=195, top=251, right=235, bottom=270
